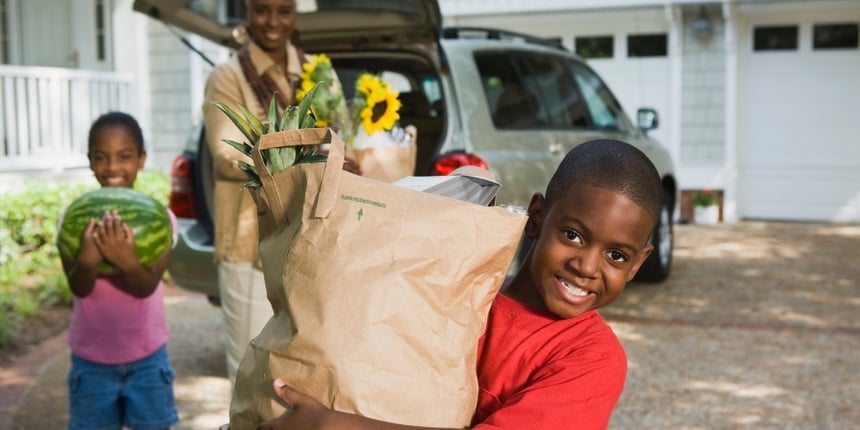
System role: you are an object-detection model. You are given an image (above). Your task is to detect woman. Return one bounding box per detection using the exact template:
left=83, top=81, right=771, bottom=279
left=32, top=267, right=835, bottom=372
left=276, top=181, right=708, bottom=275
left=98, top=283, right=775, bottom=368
left=202, top=0, right=306, bottom=382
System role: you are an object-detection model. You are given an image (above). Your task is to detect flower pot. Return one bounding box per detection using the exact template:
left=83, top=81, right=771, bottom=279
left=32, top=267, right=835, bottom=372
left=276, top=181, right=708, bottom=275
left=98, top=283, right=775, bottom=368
left=694, top=205, right=719, bottom=225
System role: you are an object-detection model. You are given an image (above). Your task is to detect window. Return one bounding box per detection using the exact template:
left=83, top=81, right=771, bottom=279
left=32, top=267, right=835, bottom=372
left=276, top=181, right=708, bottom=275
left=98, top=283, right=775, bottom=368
left=226, top=0, right=246, bottom=26
left=628, top=33, right=668, bottom=57
left=95, top=0, right=106, bottom=61
left=753, top=26, right=798, bottom=51
left=545, top=37, right=563, bottom=49
left=0, top=0, right=7, bottom=63
left=475, top=52, right=541, bottom=129
left=519, top=54, right=589, bottom=128
left=575, top=36, right=613, bottom=59
left=569, top=63, right=622, bottom=130
left=813, top=23, right=859, bottom=49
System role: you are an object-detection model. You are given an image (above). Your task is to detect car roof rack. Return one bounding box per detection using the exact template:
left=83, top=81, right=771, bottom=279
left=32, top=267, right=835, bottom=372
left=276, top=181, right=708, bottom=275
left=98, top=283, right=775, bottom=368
left=441, top=26, right=565, bottom=51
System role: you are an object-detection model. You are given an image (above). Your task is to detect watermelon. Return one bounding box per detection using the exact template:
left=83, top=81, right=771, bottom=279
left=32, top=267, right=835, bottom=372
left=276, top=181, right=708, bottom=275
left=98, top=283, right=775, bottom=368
left=57, top=187, right=172, bottom=274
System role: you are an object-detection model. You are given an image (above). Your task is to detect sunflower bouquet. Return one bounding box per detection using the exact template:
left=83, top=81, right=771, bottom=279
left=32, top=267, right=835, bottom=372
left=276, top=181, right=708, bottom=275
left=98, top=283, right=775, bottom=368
left=295, top=54, right=348, bottom=130
left=296, top=54, right=404, bottom=150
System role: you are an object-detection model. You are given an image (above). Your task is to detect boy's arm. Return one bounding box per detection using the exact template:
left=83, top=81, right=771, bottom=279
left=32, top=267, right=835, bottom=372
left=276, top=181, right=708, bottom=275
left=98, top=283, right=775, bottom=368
left=260, top=379, right=461, bottom=430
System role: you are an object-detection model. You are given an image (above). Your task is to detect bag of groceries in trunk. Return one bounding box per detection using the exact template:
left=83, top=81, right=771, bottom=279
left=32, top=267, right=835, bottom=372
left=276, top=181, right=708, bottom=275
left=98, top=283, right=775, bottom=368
left=345, top=123, right=417, bottom=184
left=228, top=127, right=525, bottom=429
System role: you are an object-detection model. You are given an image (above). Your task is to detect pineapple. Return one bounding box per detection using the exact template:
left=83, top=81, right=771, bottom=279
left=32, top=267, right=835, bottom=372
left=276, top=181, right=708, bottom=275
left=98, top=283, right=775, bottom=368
left=211, top=83, right=325, bottom=189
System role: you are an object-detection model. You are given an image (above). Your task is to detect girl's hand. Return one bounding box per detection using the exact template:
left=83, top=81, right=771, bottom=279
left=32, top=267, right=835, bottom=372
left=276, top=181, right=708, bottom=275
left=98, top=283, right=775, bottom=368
left=93, top=210, right=138, bottom=272
left=76, top=217, right=104, bottom=268
left=257, top=379, right=330, bottom=430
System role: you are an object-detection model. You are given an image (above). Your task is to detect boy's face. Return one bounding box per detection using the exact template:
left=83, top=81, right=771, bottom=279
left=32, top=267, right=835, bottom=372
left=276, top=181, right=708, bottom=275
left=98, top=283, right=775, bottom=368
left=88, top=125, right=146, bottom=188
left=523, top=183, right=654, bottom=319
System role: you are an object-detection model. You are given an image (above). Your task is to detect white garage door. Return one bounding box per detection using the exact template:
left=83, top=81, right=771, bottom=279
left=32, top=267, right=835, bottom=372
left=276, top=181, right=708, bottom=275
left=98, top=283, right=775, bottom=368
left=739, top=6, right=860, bottom=222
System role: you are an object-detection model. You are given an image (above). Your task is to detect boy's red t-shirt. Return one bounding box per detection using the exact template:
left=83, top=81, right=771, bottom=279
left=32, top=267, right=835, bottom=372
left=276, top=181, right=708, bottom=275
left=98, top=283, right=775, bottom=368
left=472, top=293, right=627, bottom=430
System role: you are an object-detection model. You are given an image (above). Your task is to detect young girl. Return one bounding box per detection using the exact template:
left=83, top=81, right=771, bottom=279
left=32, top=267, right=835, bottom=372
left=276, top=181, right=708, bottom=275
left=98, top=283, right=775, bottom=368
left=60, top=111, right=179, bottom=430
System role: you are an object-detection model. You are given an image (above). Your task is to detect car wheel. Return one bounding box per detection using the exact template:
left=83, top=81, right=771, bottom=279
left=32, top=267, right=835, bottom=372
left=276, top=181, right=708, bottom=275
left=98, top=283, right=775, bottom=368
left=635, top=192, right=673, bottom=282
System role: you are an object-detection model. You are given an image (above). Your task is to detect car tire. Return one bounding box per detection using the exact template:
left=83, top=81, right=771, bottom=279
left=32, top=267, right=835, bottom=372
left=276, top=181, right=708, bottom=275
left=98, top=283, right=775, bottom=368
left=635, top=192, right=673, bottom=282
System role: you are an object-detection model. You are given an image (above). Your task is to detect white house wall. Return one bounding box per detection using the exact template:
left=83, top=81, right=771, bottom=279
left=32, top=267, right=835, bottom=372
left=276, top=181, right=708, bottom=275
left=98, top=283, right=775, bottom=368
left=114, top=0, right=151, bottom=164
left=145, top=22, right=226, bottom=170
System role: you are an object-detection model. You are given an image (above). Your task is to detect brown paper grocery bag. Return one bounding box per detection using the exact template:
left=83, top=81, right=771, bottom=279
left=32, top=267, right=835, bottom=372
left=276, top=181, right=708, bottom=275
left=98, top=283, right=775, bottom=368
left=346, top=125, right=417, bottom=183
left=229, top=128, right=526, bottom=429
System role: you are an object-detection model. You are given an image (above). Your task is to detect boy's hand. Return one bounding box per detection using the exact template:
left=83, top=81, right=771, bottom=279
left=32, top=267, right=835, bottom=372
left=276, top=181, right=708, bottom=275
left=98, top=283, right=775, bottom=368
left=93, top=210, right=138, bottom=272
left=76, top=217, right=104, bottom=268
left=258, top=379, right=330, bottom=430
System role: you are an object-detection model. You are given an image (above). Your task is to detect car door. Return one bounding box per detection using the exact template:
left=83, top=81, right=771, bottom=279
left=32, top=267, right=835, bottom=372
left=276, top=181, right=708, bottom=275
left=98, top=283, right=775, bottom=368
left=466, top=49, right=563, bottom=208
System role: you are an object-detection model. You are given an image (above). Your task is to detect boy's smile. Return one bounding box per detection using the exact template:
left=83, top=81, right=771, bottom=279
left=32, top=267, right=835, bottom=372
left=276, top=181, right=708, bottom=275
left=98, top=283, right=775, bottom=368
left=507, top=182, right=655, bottom=319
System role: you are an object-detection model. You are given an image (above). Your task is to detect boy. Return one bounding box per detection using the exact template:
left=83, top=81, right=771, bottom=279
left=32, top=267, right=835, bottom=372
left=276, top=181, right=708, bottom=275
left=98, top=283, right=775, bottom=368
left=258, top=138, right=663, bottom=430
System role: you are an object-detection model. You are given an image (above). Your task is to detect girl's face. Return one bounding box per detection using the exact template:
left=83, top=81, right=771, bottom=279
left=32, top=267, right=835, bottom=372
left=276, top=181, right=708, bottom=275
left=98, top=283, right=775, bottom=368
left=88, top=125, right=146, bottom=188
left=247, top=0, right=296, bottom=54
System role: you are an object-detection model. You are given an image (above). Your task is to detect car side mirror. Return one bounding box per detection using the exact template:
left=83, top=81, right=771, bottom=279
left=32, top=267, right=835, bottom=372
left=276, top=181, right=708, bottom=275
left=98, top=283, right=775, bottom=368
left=637, top=108, right=659, bottom=132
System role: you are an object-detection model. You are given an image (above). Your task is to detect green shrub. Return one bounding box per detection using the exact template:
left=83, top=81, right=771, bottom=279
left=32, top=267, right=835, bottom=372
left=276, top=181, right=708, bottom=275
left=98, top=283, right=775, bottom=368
left=694, top=189, right=718, bottom=207
left=0, top=170, right=169, bottom=346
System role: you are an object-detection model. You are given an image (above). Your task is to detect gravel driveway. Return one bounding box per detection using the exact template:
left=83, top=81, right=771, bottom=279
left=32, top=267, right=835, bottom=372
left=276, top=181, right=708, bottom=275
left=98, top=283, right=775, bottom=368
left=605, top=221, right=860, bottom=429
left=8, top=221, right=860, bottom=429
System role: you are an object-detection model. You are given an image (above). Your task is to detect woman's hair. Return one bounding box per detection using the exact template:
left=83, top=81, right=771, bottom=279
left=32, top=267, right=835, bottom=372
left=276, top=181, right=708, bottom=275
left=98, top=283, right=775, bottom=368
left=87, top=111, right=145, bottom=153
left=545, top=139, right=664, bottom=223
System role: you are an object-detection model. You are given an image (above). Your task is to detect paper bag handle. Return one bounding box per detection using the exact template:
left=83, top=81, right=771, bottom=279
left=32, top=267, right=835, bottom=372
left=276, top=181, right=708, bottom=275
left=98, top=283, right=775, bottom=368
left=252, top=128, right=344, bottom=222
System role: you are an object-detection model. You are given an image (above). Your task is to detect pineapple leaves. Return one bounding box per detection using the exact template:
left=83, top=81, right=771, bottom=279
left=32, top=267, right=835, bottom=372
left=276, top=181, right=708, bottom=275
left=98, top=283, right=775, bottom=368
left=237, top=160, right=261, bottom=185
left=223, top=139, right=252, bottom=157
left=239, top=104, right=265, bottom=135
left=211, top=101, right=260, bottom=144
left=266, top=94, right=279, bottom=134
left=212, top=83, right=328, bottom=186
left=297, top=83, right=321, bottom=126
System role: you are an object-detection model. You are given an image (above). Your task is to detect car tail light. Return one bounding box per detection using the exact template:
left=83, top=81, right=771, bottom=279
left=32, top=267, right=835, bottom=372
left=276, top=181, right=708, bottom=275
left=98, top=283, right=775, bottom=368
left=168, top=155, right=198, bottom=218
left=430, top=152, right=489, bottom=176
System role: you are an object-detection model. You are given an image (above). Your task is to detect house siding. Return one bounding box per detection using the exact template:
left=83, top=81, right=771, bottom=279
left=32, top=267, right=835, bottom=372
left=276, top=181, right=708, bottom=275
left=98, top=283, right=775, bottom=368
left=680, top=4, right=726, bottom=166
left=145, top=22, right=226, bottom=170
left=146, top=23, right=195, bottom=170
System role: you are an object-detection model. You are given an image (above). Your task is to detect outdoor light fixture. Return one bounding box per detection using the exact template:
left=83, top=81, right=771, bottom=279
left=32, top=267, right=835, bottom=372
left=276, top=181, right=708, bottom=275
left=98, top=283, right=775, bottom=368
left=692, top=6, right=712, bottom=43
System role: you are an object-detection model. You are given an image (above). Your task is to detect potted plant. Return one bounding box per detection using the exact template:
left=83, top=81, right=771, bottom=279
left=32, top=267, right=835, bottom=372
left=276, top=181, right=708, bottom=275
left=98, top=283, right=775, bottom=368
left=693, top=189, right=719, bottom=225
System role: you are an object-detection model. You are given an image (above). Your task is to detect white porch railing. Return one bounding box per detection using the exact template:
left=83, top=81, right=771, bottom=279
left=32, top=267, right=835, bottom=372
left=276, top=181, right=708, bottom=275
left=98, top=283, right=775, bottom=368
left=0, top=65, right=133, bottom=172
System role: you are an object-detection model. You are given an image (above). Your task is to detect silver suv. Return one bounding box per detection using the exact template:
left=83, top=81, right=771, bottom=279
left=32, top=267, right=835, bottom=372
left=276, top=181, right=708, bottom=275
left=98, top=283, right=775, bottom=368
left=134, top=0, right=678, bottom=303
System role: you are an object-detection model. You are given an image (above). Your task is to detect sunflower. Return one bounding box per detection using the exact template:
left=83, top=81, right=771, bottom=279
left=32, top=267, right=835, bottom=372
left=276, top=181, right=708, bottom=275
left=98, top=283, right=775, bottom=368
left=296, top=54, right=332, bottom=101
left=355, top=73, right=384, bottom=97
left=360, top=84, right=401, bottom=135
left=295, top=54, right=344, bottom=127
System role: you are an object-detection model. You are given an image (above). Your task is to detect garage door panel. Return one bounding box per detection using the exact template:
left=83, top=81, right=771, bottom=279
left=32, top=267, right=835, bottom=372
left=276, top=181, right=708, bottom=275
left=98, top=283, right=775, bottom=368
left=744, top=128, right=860, bottom=167
left=741, top=169, right=860, bottom=221
left=740, top=10, right=860, bottom=222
